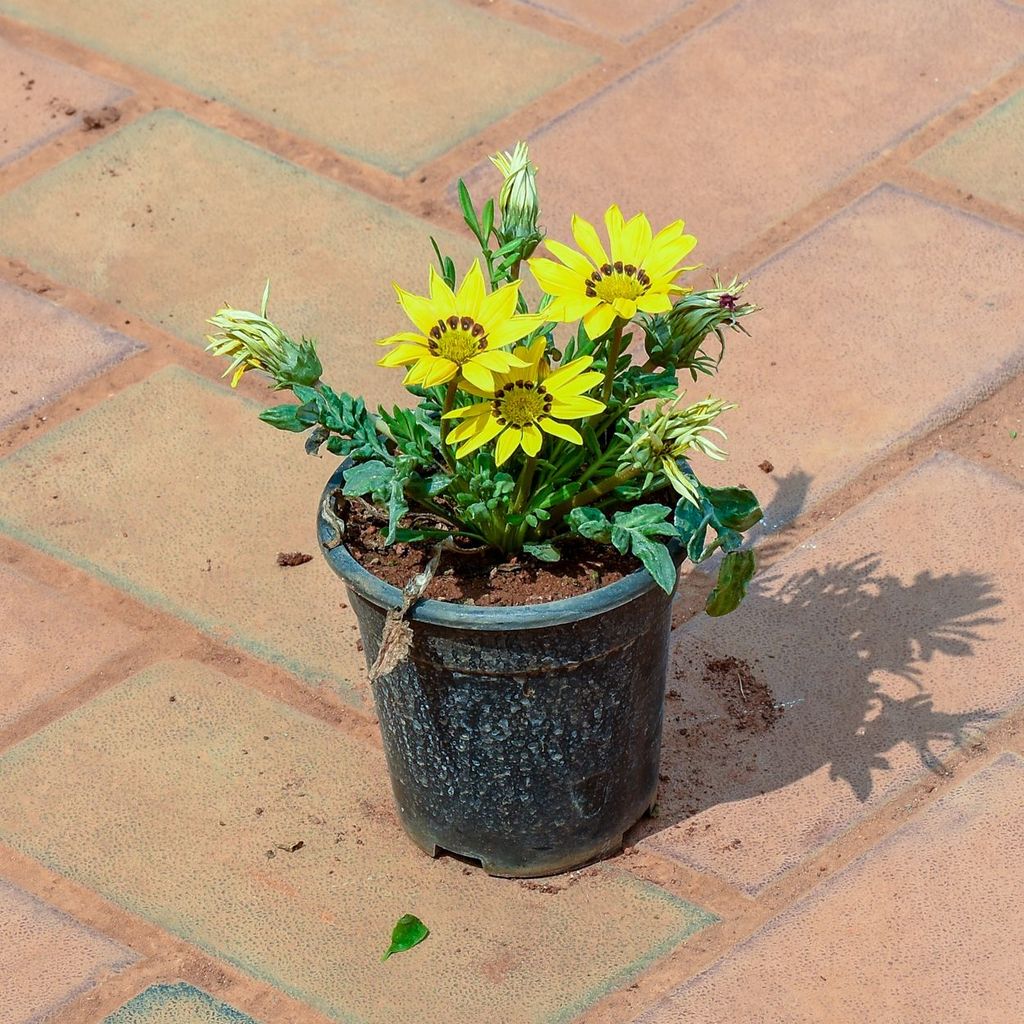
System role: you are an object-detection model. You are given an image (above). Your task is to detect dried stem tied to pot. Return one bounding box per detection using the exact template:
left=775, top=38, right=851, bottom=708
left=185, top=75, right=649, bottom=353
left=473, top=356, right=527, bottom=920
left=206, top=143, right=763, bottom=615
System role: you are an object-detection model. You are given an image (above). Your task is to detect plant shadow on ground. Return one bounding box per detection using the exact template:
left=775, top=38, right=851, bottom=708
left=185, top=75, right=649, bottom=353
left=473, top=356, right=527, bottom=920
left=628, top=468, right=1003, bottom=843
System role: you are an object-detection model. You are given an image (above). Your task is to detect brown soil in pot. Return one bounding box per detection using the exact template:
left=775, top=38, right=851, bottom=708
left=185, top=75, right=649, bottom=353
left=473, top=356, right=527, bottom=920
left=341, top=499, right=643, bottom=606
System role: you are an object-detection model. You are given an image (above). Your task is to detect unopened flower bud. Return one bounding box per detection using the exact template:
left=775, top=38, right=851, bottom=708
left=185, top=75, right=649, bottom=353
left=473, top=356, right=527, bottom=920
left=490, top=141, right=540, bottom=239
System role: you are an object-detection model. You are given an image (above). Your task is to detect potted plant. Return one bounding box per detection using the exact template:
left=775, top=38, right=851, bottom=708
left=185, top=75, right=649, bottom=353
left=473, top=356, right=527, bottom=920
left=206, top=143, right=761, bottom=877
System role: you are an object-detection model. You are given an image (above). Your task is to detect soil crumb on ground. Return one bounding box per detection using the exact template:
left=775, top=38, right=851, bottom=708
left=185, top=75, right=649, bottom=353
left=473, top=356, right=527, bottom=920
left=341, top=498, right=640, bottom=606
left=277, top=551, right=313, bottom=567
left=81, top=105, right=120, bottom=130
left=702, top=656, right=783, bottom=733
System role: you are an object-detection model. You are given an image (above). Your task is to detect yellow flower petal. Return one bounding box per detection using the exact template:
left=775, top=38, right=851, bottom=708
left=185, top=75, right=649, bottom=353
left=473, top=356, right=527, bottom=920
left=428, top=265, right=457, bottom=317
left=455, top=259, right=485, bottom=318
left=521, top=423, right=543, bottom=457
left=642, top=233, right=698, bottom=279
left=612, top=297, right=636, bottom=320
left=377, top=343, right=428, bottom=367
left=621, top=212, right=653, bottom=265
left=545, top=238, right=595, bottom=277
left=487, top=314, right=542, bottom=349
left=549, top=395, right=605, bottom=419
left=393, top=283, right=440, bottom=335
left=528, top=257, right=587, bottom=297
left=443, top=402, right=490, bottom=420
left=474, top=349, right=518, bottom=373
left=495, top=427, right=523, bottom=466
left=604, top=204, right=625, bottom=263
left=582, top=302, right=617, bottom=340
left=546, top=294, right=599, bottom=323
left=423, top=357, right=459, bottom=387
left=375, top=330, right=426, bottom=347
left=454, top=415, right=504, bottom=458
left=447, top=412, right=492, bottom=445
left=477, top=280, right=520, bottom=331
left=571, top=214, right=609, bottom=267
left=461, top=358, right=494, bottom=392
left=544, top=355, right=594, bottom=391
left=550, top=370, right=604, bottom=398
left=538, top=417, right=583, bottom=445
left=636, top=292, right=673, bottom=315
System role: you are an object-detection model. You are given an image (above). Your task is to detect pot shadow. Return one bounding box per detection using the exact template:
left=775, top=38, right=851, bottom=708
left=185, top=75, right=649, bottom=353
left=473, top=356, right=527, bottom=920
left=628, top=472, right=1003, bottom=844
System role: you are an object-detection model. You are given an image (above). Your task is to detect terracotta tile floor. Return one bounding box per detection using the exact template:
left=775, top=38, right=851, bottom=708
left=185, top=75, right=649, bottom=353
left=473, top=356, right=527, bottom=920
left=1, top=4, right=1023, bottom=1021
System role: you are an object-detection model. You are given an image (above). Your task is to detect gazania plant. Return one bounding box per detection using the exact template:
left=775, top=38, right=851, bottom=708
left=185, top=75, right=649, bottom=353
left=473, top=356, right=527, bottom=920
left=208, top=143, right=762, bottom=613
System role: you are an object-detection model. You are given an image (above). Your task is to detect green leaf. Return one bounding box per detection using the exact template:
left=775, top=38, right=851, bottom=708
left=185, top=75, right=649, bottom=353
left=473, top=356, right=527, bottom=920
left=394, top=526, right=455, bottom=544
left=259, top=404, right=314, bottom=433
left=291, top=383, right=320, bottom=407
left=342, top=460, right=393, bottom=497
left=614, top=504, right=674, bottom=529
left=386, top=473, right=409, bottom=545
left=705, top=550, right=756, bottom=616
left=703, top=486, right=763, bottom=532
left=481, top=198, right=494, bottom=243
left=567, top=507, right=612, bottom=544
left=630, top=534, right=678, bottom=594
left=523, top=541, right=561, bottom=562
left=457, top=180, right=482, bottom=241
left=381, top=913, right=429, bottom=962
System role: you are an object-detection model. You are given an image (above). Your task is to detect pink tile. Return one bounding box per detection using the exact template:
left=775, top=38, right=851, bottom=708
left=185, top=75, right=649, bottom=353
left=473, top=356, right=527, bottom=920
left=0, top=879, right=136, bottom=1024
left=643, top=453, right=1024, bottom=892
left=0, top=36, right=128, bottom=166
left=637, top=754, right=1024, bottom=1023
left=0, top=280, right=139, bottom=427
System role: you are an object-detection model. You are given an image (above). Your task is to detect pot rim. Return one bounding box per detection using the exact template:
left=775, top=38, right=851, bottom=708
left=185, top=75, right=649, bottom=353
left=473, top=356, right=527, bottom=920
left=317, top=463, right=678, bottom=631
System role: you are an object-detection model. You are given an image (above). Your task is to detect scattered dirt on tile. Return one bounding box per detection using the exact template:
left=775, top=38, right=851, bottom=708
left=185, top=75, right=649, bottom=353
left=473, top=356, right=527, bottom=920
left=702, top=656, right=783, bottom=734
left=339, top=498, right=640, bottom=606
left=80, top=105, right=121, bottom=131
left=758, top=459, right=774, bottom=473
left=276, top=551, right=313, bottom=567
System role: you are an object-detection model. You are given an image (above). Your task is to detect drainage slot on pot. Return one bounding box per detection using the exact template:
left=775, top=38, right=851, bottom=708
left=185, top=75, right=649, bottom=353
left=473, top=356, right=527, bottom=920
left=433, top=845, right=484, bottom=871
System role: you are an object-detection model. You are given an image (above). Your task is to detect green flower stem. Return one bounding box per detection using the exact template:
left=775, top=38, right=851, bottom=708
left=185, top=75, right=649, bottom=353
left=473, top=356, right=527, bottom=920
left=601, top=319, right=625, bottom=404
left=549, top=465, right=643, bottom=521
left=504, top=455, right=538, bottom=550
left=439, top=378, right=459, bottom=470
left=511, top=456, right=537, bottom=514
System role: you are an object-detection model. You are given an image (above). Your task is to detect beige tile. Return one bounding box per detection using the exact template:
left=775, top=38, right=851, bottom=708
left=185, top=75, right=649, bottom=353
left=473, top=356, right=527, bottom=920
left=916, top=90, right=1024, bottom=216
left=104, top=984, right=258, bottom=1024
left=0, top=110, right=477, bottom=411
left=0, top=367, right=368, bottom=705
left=0, top=660, right=714, bottom=1024
left=0, top=0, right=594, bottom=173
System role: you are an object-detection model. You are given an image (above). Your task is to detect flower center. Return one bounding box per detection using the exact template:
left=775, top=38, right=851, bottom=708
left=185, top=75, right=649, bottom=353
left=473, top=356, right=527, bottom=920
left=585, top=261, right=651, bottom=303
left=493, top=380, right=551, bottom=428
left=428, top=315, right=489, bottom=364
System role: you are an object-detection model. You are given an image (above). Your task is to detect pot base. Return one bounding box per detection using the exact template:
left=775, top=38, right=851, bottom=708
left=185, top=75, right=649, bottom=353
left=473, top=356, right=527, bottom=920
left=400, top=798, right=659, bottom=879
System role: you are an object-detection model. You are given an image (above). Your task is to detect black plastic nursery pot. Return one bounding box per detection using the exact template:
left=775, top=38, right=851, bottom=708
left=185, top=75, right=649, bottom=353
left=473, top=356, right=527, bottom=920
left=318, top=464, right=679, bottom=877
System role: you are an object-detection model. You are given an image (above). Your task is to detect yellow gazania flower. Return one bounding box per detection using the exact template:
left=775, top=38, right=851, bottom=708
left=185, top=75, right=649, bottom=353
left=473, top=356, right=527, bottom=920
left=377, top=260, right=537, bottom=391
left=443, top=339, right=605, bottom=466
left=527, top=205, right=698, bottom=339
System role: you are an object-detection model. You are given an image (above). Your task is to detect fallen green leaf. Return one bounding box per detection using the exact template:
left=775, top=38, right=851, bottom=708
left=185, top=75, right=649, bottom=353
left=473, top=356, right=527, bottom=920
left=382, top=913, right=429, bottom=962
